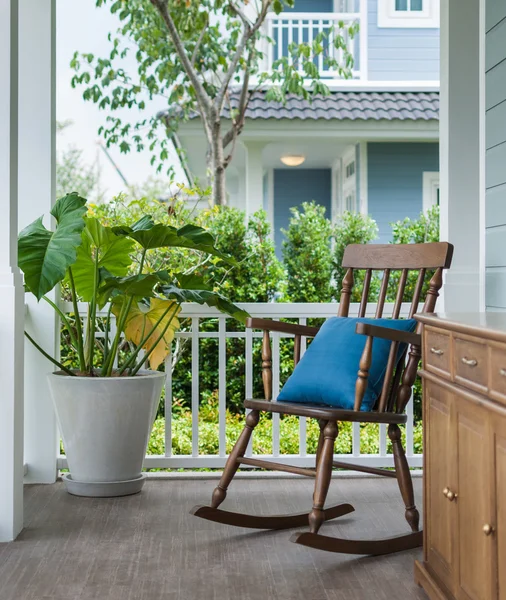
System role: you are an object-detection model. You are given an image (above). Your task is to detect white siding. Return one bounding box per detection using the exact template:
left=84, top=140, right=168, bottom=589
left=485, top=0, right=506, bottom=310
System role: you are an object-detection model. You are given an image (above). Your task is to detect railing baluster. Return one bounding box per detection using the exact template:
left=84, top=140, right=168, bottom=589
left=352, top=422, right=360, bottom=457
left=272, top=329, right=280, bottom=457
left=406, top=393, right=414, bottom=458
left=298, top=317, right=307, bottom=457
left=245, top=326, right=253, bottom=458
left=191, top=317, right=199, bottom=458
left=218, top=317, right=227, bottom=458
left=379, top=423, right=387, bottom=459
left=164, top=348, right=172, bottom=458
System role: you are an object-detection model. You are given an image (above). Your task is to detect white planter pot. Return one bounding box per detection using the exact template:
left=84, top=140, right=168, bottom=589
left=48, top=370, right=164, bottom=497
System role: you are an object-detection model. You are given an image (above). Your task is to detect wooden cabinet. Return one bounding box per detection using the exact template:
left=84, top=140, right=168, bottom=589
left=415, top=313, right=506, bottom=600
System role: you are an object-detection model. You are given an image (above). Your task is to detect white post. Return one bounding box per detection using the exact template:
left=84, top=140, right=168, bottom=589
left=439, top=0, right=486, bottom=311
left=18, top=0, right=58, bottom=484
left=244, top=142, right=265, bottom=216
left=0, top=0, right=25, bottom=542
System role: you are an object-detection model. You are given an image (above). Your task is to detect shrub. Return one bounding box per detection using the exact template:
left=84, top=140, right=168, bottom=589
left=147, top=399, right=424, bottom=458
left=333, top=211, right=379, bottom=302
left=282, top=201, right=333, bottom=302
left=207, top=207, right=285, bottom=303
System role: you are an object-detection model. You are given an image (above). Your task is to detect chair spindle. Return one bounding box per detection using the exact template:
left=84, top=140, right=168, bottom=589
left=354, top=336, right=374, bottom=411
left=358, top=269, right=372, bottom=317
left=262, top=330, right=273, bottom=401
left=375, top=269, right=391, bottom=318
left=393, top=268, right=409, bottom=319
left=338, top=268, right=354, bottom=317
left=294, top=334, right=301, bottom=366
left=409, top=268, right=426, bottom=318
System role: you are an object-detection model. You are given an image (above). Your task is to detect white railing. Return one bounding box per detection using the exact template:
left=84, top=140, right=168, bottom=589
left=57, top=302, right=421, bottom=471
left=264, top=11, right=362, bottom=80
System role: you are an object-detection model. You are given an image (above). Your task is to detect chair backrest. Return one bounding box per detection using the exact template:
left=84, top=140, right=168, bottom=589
left=338, top=242, right=454, bottom=413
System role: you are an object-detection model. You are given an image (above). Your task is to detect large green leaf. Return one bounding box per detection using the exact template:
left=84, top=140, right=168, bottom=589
left=18, top=193, right=87, bottom=300
left=113, top=216, right=233, bottom=262
left=98, top=273, right=162, bottom=300
left=70, top=218, right=134, bottom=302
left=161, top=276, right=249, bottom=324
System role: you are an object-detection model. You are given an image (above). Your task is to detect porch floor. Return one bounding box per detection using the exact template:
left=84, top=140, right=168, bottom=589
left=0, top=477, right=426, bottom=600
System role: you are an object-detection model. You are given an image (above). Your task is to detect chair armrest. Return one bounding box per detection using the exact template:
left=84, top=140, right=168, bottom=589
left=246, top=317, right=320, bottom=337
left=355, top=322, right=421, bottom=347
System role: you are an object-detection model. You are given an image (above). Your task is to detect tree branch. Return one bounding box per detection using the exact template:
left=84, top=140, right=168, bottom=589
left=191, top=14, right=208, bottom=68
left=150, top=0, right=212, bottom=116
left=215, top=0, right=272, bottom=112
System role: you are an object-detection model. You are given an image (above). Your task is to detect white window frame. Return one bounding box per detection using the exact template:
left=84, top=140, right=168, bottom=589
left=423, top=171, right=440, bottom=212
left=377, top=0, right=440, bottom=28
left=339, top=147, right=358, bottom=214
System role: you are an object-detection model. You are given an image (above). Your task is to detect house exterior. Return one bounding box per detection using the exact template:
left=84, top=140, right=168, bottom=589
left=174, top=0, right=441, bottom=251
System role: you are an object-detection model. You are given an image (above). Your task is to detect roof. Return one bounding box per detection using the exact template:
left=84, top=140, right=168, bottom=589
left=220, top=90, right=439, bottom=121
left=166, top=91, right=439, bottom=122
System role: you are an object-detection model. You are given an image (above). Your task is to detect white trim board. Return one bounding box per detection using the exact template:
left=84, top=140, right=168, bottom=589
left=423, top=171, right=439, bottom=212
left=377, top=0, right=440, bottom=28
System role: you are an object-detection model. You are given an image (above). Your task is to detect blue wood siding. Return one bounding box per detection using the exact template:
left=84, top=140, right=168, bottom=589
left=485, top=0, right=506, bottom=310
left=367, top=142, right=439, bottom=243
left=286, top=0, right=333, bottom=11
left=273, top=169, right=332, bottom=256
left=367, top=0, right=440, bottom=80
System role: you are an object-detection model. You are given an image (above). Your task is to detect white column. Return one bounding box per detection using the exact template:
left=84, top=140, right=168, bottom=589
left=0, top=0, right=25, bottom=542
left=439, top=0, right=486, bottom=311
left=18, top=0, right=58, bottom=484
left=244, top=142, right=265, bottom=216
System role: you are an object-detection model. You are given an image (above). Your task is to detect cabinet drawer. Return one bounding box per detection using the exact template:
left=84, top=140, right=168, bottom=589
left=489, top=343, right=506, bottom=402
left=425, top=328, right=451, bottom=377
left=453, top=336, right=488, bottom=392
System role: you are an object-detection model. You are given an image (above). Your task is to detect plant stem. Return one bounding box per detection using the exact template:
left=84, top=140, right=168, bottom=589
left=118, top=302, right=179, bottom=375
left=42, top=295, right=79, bottom=355
left=130, top=305, right=180, bottom=376
left=67, top=267, right=86, bottom=371
left=102, top=249, right=147, bottom=377
left=24, top=332, right=76, bottom=377
left=103, top=302, right=113, bottom=366
left=86, top=251, right=101, bottom=374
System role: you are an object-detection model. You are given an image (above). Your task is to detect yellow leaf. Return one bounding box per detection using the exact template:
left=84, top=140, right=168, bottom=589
left=118, top=299, right=181, bottom=370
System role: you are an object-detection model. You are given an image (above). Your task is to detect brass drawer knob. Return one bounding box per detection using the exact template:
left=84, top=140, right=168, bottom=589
left=430, top=347, right=444, bottom=356
left=461, top=357, right=478, bottom=367
left=443, top=488, right=458, bottom=501
left=500, top=368, right=506, bottom=377
left=483, top=524, right=494, bottom=536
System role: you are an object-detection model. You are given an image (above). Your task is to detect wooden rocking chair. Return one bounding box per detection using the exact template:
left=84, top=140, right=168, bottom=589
left=191, top=242, right=453, bottom=556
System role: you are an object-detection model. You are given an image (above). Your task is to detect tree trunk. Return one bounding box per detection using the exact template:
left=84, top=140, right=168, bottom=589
left=206, top=121, right=227, bottom=206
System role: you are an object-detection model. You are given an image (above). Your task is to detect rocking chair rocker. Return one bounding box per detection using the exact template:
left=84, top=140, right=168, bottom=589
left=191, top=242, right=453, bottom=556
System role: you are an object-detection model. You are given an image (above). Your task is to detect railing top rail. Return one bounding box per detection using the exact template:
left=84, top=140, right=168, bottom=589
left=266, top=12, right=360, bottom=20
left=59, top=301, right=413, bottom=319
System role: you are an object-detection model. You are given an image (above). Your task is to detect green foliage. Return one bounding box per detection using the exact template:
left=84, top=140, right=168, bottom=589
left=282, top=201, right=333, bottom=302
left=388, top=205, right=440, bottom=303
left=333, top=211, right=380, bottom=302
left=207, top=207, right=285, bottom=303
left=147, top=400, right=424, bottom=457
left=20, top=191, right=246, bottom=377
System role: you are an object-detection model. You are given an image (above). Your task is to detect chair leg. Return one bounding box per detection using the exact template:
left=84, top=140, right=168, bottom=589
left=315, top=419, right=328, bottom=467
left=388, top=423, right=420, bottom=532
left=309, top=421, right=338, bottom=534
left=211, top=410, right=260, bottom=509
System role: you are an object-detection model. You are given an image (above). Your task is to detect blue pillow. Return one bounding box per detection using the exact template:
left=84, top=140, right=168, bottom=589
left=277, top=317, right=417, bottom=411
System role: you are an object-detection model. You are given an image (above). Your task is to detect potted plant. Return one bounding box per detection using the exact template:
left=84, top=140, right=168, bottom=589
left=18, top=192, right=247, bottom=497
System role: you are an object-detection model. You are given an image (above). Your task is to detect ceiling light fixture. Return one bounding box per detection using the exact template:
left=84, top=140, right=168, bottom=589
left=280, top=154, right=306, bottom=167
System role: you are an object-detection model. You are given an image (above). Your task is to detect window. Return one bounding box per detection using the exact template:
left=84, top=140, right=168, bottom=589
left=423, top=171, right=439, bottom=212
left=378, top=0, right=439, bottom=28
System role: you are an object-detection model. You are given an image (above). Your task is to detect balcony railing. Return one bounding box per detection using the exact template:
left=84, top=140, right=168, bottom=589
left=57, top=302, right=421, bottom=471
left=264, top=11, right=363, bottom=80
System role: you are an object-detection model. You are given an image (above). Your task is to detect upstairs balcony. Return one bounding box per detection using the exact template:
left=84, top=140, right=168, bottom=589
left=263, top=8, right=365, bottom=81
